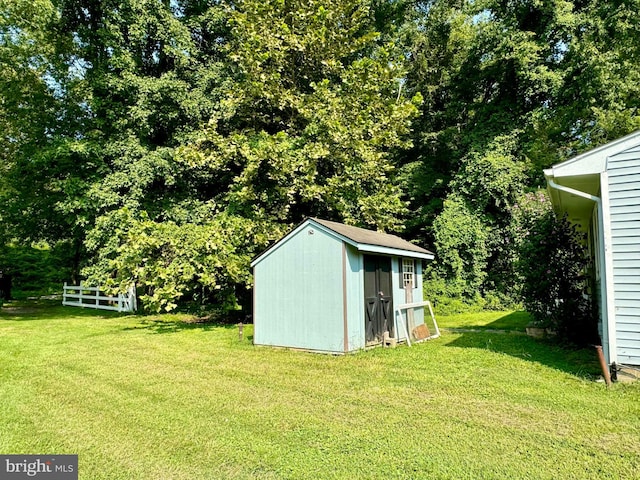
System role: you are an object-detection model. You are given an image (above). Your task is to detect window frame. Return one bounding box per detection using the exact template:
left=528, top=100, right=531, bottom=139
left=402, top=258, right=416, bottom=289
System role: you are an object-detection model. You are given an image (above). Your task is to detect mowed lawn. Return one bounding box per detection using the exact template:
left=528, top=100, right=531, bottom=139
left=1, top=301, right=639, bottom=479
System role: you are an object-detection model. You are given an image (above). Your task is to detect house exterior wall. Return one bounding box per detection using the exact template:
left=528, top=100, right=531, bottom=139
left=253, top=224, right=346, bottom=353
left=607, top=146, right=640, bottom=365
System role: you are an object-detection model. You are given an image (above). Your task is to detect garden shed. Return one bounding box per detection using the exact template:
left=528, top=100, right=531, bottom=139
left=545, top=130, right=640, bottom=368
left=251, top=218, right=434, bottom=353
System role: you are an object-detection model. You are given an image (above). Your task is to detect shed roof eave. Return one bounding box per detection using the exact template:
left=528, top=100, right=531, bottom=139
left=356, top=244, right=434, bottom=260
left=310, top=218, right=434, bottom=257
left=251, top=218, right=435, bottom=267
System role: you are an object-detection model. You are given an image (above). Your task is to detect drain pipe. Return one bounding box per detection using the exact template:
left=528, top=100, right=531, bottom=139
left=546, top=178, right=601, bottom=209
left=545, top=177, right=612, bottom=369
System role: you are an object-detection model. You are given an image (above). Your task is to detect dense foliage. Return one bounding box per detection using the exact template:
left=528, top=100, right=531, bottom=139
left=512, top=191, right=598, bottom=345
left=0, top=242, right=72, bottom=296
left=2, top=0, right=639, bottom=324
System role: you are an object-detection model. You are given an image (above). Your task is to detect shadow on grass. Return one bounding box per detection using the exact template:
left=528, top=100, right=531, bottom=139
left=483, top=311, right=531, bottom=331
left=436, top=310, right=532, bottom=331
left=444, top=330, right=602, bottom=379
left=1, top=300, right=251, bottom=336
left=122, top=318, right=243, bottom=334
left=0, top=299, right=125, bottom=321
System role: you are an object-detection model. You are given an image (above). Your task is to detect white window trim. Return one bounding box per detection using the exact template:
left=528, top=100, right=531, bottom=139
left=402, top=258, right=416, bottom=289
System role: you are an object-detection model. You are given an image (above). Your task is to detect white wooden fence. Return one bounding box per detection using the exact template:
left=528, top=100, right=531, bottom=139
left=62, top=283, right=137, bottom=313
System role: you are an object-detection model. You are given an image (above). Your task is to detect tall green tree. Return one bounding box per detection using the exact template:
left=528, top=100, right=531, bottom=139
left=56, top=0, right=240, bottom=309
left=181, top=0, right=421, bottom=230
left=55, top=0, right=229, bottom=220
left=82, top=0, right=421, bottom=311
left=402, top=0, right=583, bottom=304
left=529, top=0, right=640, bottom=169
left=2, top=0, right=236, bottom=300
left=0, top=0, right=91, bottom=278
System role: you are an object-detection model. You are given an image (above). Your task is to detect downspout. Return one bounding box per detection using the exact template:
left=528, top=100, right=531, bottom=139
left=546, top=178, right=613, bottom=366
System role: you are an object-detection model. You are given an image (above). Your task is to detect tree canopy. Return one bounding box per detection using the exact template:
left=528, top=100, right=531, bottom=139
left=2, top=0, right=639, bottom=315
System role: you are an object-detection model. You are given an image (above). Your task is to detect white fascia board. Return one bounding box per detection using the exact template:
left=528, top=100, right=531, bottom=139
left=547, top=130, right=640, bottom=178
left=548, top=152, right=605, bottom=178
left=544, top=168, right=562, bottom=210
left=250, top=219, right=314, bottom=267
left=543, top=168, right=554, bottom=180
left=356, top=244, right=434, bottom=260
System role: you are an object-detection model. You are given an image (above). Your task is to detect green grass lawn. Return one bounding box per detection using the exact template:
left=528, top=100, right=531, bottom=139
left=436, top=310, right=532, bottom=331
left=1, top=300, right=639, bottom=479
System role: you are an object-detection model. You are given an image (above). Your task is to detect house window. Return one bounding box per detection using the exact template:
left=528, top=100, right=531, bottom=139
left=402, top=258, right=416, bottom=288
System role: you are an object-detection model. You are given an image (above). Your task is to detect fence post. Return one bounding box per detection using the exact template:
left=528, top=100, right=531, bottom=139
left=128, top=285, right=137, bottom=312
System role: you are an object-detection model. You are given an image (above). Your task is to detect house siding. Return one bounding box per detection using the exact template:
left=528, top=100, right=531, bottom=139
left=607, top=147, right=640, bottom=365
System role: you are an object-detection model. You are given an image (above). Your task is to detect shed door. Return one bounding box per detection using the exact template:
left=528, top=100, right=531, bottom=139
left=364, top=255, right=394, bottom=344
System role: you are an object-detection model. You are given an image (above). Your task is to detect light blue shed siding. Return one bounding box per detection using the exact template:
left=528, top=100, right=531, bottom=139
left=343, top=252, right=427, bottom=348
left=253, top=225, right=346, bottom=353
left=392, top=258, right=425, bottom=340
left=345, top=245, right=365, bottom=351
left=608, top=146, right=640, bottom=365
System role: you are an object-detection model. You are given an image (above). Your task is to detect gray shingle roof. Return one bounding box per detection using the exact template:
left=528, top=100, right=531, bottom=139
left=311, top=218, right=433, bottom=256
left=251, top=218, right=434, bottom=267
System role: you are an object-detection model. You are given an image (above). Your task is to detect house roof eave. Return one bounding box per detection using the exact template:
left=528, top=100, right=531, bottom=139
left=546, top=129, right=640, bottom=179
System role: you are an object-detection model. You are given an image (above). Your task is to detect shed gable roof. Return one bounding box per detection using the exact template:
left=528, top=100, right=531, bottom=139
left=251, top=218, right=434, bottom=267
left=311, top=218, right=433, bottom=256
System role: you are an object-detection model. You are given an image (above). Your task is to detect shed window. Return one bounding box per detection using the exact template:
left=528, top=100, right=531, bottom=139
left=402, top=258, right=416, bottom=288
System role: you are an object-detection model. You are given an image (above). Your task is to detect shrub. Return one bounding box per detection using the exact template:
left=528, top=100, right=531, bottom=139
left=514, top=192, right=598, bottom=346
